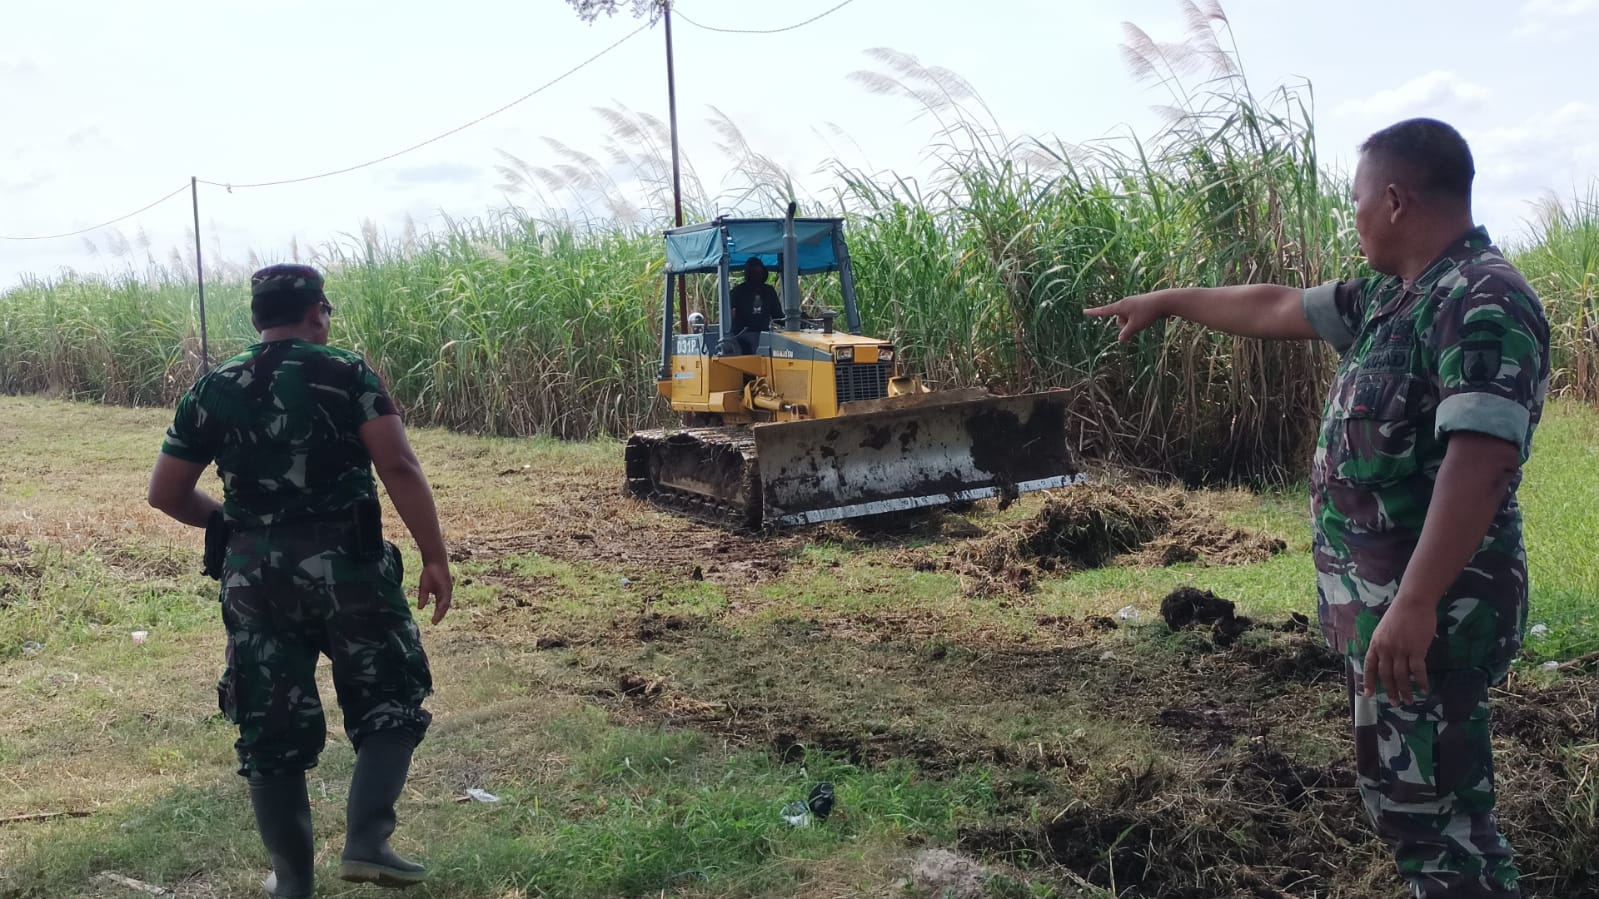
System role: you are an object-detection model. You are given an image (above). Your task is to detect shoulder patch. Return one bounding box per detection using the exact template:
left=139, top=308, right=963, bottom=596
left=1462, top=344, right=1502, bottom=384
left=1458, top=318, right=1508, bottom=385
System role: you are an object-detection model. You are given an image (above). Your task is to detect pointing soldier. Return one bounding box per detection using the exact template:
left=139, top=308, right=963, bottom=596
left=1087, top=119, right=1549, bottom=897
left=147, top=263, right=453, bottom=896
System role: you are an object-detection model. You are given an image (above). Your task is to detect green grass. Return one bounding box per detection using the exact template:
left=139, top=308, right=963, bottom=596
left=3, top=707, right=1004, bottom=899
left=1518, top=401, right=1599, bottom=659
left=4, top=396, right=1599, bottom=897
left=0, top=541, right=216, bottom=661
left=1042, top=551, right=1318, bottom=623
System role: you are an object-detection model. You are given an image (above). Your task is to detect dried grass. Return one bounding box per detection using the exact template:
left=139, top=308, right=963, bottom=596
left=947, top=483, right=1285, bottom=594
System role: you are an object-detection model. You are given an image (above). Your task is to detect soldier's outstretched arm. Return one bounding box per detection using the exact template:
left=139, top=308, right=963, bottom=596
left=360, top=415, right=452, bottom=624
left=1085, top=285, right=1318, bottom=342
left=147, top=453, right=222, bottom=527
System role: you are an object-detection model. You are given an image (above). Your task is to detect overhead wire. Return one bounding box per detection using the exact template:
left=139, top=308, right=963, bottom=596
left=674, top=0, right=858, bottom=34
left=0, top=182, right=190, bottom=241
left=3, top=2, right=856, bottom=243
left=198, top=20, right=651, bottom=191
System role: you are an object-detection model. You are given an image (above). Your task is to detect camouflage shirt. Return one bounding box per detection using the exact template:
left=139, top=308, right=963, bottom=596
left=1302, top=227, right=1550, bottom=659
left=161, top=339, right=398, bottom=528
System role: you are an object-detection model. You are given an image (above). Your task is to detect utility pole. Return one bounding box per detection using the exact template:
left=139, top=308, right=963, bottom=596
left=190, top=176, right=210, bottom=373
left=663, top=0, right=687, bottom=333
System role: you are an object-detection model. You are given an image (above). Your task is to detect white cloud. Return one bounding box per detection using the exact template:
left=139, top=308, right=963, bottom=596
left=1469, top=102, right=1599, bottom=236
left=3, top=0, right=1596, bottom=286
left=0, top=171, right=55, bottom=194
left=0, top=54, right=40, bottom=79
left=1475, top=103, right=1599, bottom=173
left=65, top=126, right=108, bottom=150
left=1514, top=0, right=1599, bottom=39
left=1334, top=70, right=1490, bottom=121
left=1522, top=0, right=1599, bottom=16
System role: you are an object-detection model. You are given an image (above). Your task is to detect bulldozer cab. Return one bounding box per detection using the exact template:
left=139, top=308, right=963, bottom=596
left=658, top=215, right=863, bottom=365
left=654, top=211, right=907, bottom=424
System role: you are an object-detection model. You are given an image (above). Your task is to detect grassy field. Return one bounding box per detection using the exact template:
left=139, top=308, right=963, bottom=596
left=1, top=396, right=1597, bottom=899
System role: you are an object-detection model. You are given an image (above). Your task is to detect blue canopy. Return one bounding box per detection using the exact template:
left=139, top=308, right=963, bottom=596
left=664, top=218, right=845, bottom=276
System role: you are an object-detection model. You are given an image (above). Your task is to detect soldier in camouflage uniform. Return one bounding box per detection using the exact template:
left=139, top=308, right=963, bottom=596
left=148, top=264, right=454, bottom=897
left=1088, top=119, right=1549, bottom=897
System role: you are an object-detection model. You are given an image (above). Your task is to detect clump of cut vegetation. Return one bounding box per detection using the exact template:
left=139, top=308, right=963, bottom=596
left=945, top=482, right=1286, bottom=594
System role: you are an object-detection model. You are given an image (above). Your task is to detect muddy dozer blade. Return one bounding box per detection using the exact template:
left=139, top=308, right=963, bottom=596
left=753, top=390, right=1081, bottom=526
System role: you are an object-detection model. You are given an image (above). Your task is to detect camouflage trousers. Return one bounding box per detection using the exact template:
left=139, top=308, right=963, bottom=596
left=217, top=523, right=433, bottom=776
left=1342, top=598, right=1524, bottom=898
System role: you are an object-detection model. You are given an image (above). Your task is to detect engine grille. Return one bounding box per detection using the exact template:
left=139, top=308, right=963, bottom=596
left=835, top=361, right=890, bottom=405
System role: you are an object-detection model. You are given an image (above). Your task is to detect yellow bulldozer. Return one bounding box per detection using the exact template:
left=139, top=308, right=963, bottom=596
left=625, top=204, right=1080, bottom=528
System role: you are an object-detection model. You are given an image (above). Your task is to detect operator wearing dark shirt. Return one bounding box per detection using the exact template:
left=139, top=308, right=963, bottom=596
left=729, top=257, right=784, bottom=336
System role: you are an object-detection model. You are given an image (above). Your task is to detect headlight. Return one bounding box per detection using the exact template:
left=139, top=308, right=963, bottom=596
left=833, top=346, right=853, bottom=362
left=878, top=347, right=895, bottom=363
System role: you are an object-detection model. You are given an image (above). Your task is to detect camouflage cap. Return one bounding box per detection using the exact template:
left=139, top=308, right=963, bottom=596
left=250, top=263, right=325, bottom=299
left=250, top=263, right=327, bottom=326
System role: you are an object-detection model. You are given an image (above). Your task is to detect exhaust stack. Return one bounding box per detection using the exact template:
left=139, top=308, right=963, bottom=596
left=781, top=201, right=800, bottom=332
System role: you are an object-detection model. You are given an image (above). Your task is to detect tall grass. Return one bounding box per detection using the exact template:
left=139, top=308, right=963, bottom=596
left=0, top=215, right=672, bottom=440
left=2, top=2, right=1594, bottom=480
left=837, top=7, right=1359, bottom=481
left=1514, top=188, right=1599, bottom=401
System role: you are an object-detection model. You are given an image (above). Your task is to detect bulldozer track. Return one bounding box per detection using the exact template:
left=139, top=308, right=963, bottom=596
left=625, top=427, right=765, bottom=531
left=640, top=483, right=763, bottom=533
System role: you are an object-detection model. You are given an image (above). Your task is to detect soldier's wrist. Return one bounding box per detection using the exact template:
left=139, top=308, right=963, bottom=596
left=1150, top=289, right=1185, bottom=319
left=1388, top=589, right=1440, bottom=616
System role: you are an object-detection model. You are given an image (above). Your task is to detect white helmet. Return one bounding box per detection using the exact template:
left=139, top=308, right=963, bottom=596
left=688, top=311, right=706, bottom=332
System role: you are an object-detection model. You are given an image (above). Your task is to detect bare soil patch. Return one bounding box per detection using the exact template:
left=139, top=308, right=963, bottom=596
left=445, top=480, right=799, bottom=586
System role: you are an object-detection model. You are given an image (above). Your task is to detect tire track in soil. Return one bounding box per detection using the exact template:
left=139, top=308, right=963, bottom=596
left=443, top=480, right=803, bottom=586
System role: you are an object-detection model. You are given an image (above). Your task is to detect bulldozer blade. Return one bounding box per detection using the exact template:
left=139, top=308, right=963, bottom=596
left=753, top=390, right=1081, bottom=526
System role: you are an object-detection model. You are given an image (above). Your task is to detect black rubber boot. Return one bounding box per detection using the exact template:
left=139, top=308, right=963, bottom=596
left=338, top=733, right=426, bottom=888
left=247, top=771, right=315, bottom=899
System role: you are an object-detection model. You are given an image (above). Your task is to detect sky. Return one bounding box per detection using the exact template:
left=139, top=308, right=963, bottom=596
left=3, top=0, right=1597, bottom=289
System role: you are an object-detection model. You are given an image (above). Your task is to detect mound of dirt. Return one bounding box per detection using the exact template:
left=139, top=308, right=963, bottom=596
left=948, top=484, right=1286, bottom=594
left=1160, top=586, right=1254, bottom=647
left=1160, top=586, right=1235, bottom=629
left=963, top=484, right=1179, bottom=572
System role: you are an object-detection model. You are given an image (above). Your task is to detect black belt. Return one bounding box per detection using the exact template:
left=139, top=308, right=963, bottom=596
left=229, top=509, right=357, bottom=532
left=205, top=500, right=385, bottom=581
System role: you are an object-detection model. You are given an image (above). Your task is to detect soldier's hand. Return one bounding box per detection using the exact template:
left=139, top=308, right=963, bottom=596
left=1362, top=601, right=1434, bottom=704
left=1084, top=292, right=1166, bottom=342
left=418, top=560, right=453, bottom=625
